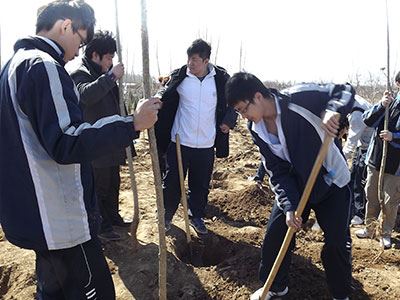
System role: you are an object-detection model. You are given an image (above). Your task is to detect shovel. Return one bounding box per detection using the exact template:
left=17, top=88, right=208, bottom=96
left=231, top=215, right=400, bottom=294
left=175, top=134, right=205, bottom=265
left=258, top=132, right=335, bottom=300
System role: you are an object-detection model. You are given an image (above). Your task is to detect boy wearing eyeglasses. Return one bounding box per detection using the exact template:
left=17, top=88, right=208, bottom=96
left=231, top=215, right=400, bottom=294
left=225, top=72, right=355, bottom=300
left=0, top=1, right=160, bottom=298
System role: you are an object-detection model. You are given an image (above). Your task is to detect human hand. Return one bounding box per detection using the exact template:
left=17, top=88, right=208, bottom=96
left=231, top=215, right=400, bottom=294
left=133, top=97, right=161, bottom=131
left=321, top=110, right=340, bottom=138
left=379, top=130, right=393, bottom=141
left=286, top=211, right=302, bottom=231
left=111, top=62, right=125, bottom=80
left=219, top=123, right=230, bottom=133
left=380, top=91, right=394, bottom=108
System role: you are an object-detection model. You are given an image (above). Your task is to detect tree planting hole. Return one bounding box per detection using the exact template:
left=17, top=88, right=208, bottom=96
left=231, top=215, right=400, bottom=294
left=172, top=234, right=236, bottom=267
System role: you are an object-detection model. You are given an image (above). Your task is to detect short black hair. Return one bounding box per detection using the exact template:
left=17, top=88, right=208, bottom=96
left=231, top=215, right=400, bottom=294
left=187, top=39, right=211, bottom=60
left=84, top=30, right=116, bottom=60
left=395, top=71, right=400, bottom=84
left=225, top=72, right=273, bottom=107
left=36, top=0, right=96, bottom=43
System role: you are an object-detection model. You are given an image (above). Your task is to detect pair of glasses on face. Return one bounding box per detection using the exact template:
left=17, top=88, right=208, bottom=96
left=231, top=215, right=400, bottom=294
left=235, top=101, right=251, bottom=115
left=75, top=30, right=87, bottom=48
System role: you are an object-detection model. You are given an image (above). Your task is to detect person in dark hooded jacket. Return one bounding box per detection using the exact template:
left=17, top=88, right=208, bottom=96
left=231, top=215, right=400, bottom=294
left=71, top=30, right=136, bottom=241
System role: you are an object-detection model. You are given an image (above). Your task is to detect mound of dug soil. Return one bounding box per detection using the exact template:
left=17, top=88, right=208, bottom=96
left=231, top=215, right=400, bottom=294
left=209, top=184, right=274, bottom=227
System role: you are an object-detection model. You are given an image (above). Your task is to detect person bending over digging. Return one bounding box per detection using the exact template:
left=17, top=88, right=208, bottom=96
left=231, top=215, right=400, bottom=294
left=225, top=72, right=355, bottom=300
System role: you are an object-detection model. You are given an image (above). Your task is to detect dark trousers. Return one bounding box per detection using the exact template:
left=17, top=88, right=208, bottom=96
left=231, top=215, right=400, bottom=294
left=259, top=185, right=352, bottom=299
left=35, top=238, right=115, bottom=300
left=163, top=142, right=215, bottom=221
left=255, top=161, right=267, bottom=181
left=350, top=147, right=368, bottom=218
left=93, top=166, right=121, bottom=233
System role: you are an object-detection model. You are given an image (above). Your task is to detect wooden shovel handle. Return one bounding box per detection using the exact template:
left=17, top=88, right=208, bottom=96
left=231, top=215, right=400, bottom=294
left=176, top=134, right=192, bottom=244
left=259, top=133, right=334, bottom=299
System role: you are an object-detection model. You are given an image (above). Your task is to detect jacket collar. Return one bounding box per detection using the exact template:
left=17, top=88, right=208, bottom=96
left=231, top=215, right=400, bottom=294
left=13, top=36, right=66, bottom=66
left=82, top=56, right=103, bottom=77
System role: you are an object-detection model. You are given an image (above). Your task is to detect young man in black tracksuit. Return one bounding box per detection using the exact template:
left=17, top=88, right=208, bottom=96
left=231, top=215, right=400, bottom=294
left=0, top=2, right=160, bottom=298
left=155, top=39, right=237, bottom=234
left=71, top=30, right=136, bottom=241
left=225, top=72, right=354, bottom=300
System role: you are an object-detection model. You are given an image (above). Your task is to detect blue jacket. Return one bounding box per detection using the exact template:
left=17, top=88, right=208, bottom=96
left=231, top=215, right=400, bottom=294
left=249, top=83, right=355, bottom=213
left=363, top=98, right=400, bottom=175
left=0, top=37, right=136, bottom=250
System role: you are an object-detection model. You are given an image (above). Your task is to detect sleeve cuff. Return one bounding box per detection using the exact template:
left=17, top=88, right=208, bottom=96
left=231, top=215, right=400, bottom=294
left=107, top=70, right=117, bottom=82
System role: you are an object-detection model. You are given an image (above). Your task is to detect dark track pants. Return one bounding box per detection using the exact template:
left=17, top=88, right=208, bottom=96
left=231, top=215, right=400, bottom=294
left=350, top=147, right=368, bottom=218
left=163, top=142, right=214, bottom=221
left=259, top=185, right=352, bottom=299
left=93, top=166, right=121, bottom=232
left=35, top=238, right=115, bottom=300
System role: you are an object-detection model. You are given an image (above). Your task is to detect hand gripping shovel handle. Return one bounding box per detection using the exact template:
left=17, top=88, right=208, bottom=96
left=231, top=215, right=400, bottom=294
left=176, top=134, right=192, bottom=245
left=259, top=132, right=335, bottom=300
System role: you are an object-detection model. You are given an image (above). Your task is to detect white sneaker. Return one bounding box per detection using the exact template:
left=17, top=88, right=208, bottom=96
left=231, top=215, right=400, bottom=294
left=355, top=228, right=372, bottom=239
left=350, top=215, right=363, bottom=225
left=333, top=297, right=349, bottom=300
left=380, top=236, right=391, bottom=249
left=250, top=286, right=288, bottom=300
left=311, top=221, right=322, bottom=232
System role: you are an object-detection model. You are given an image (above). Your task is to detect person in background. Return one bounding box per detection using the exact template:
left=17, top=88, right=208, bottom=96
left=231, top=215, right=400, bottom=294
left=0, top=1, right=160, bottom=298
left=71, top=30, right=134, bottom=242
left=155, top=39, right=237, bottom=234
left=355, top=73, right=400, bottom=249
left=225, top=72, right=354, bottom=300
left=342, top=95, right=374, bottom=226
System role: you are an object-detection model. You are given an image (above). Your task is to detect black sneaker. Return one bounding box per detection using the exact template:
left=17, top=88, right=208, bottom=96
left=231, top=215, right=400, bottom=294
left=190, top=218, right=208, bottom=235
left=112, top=217, right=132, bottom=228
left=112, top=220, right=132, bottom=228
left=98, top=230, right=121, bottom=241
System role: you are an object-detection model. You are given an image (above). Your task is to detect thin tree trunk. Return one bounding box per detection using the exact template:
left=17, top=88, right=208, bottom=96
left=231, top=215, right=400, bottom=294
left=114, top=0, right=140, bottom=249
left=141, top=1, right=167, bottom=299
left=378, top=0, right=390, bottom=247
left=239, top=41, right=243, bottom=71
left=155, top=42, right=161, bottom=77
left=214, top=37, right=220, bottom=66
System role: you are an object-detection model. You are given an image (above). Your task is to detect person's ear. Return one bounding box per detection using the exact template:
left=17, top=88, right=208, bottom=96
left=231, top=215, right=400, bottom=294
left=91, top=52, right=100, bottom=62
left=61, top=19, right=72, bottom=32
left=204, top=58, right=209, bottom=64
left=253, top=92, right=263, bottom=103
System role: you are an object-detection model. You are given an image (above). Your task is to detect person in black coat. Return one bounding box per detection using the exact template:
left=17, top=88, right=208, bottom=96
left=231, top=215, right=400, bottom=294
left=71, top=30, right=137, bottom=241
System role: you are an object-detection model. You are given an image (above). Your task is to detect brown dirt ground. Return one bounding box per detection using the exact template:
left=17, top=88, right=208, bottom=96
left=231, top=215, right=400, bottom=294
left=1, top=119, right=399, bottom=299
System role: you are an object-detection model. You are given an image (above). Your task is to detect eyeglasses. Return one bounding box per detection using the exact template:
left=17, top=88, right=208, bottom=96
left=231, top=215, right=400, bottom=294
left=75, top=30, right=87, bottom=48
left=235, top=101, right=251, bottom=115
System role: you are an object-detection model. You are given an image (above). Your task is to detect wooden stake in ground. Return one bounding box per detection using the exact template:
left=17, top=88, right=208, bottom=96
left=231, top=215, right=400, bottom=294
left=175, top=134, right=193, bottom=257
left=140, top=0, right=167, bottom=299
left=377, top=0, right=391, bottom=248
left=259, top=133, right=335, bottom=300
left=114, top=0, right=140, bottom=249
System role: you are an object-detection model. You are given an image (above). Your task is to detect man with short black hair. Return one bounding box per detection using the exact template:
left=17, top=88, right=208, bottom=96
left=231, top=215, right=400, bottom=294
left=0, top=1, right=160, bottom=298
left=155, top=39, right=237, bottom=234
left=71, top=30, right=133, bottom=242
left=225, top=72, right=354, bottom=300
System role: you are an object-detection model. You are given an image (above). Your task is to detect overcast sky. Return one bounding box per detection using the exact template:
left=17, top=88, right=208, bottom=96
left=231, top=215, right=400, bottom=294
left=1, top=0, right=400, bottom=84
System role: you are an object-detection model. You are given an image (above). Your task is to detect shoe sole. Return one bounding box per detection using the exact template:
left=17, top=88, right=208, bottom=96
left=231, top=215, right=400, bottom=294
left=190, top=223, right=208, bottom=235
